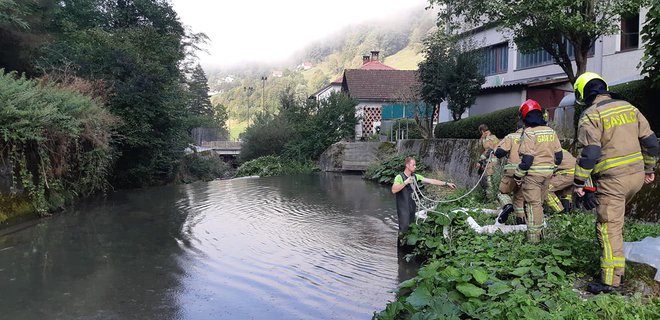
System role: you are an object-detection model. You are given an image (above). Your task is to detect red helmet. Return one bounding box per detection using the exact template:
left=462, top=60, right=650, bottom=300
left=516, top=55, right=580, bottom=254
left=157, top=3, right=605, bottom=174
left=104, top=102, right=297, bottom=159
left=519, top=99, right=542, bottom=119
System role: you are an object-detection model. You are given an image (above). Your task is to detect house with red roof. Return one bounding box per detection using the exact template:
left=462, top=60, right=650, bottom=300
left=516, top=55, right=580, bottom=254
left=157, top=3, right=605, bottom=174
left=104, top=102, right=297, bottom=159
left=311, top=51, right=430, bottom=139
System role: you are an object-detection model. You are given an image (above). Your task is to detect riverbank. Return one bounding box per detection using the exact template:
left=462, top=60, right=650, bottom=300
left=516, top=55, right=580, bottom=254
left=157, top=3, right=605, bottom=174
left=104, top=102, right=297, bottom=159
left=374, top=195, right=660, bottom=319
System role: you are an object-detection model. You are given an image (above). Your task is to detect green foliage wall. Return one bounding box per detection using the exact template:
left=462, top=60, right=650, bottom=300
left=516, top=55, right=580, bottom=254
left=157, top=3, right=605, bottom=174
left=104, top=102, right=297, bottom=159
left=434, top=107, right=519, bottom=139
left=640, top=5, right=659, bottom=87
left=0, top=70, right=115, bottom=216
left=610, top=80, right=659, bottom=133
left=38, top=1, right=198, bottom=188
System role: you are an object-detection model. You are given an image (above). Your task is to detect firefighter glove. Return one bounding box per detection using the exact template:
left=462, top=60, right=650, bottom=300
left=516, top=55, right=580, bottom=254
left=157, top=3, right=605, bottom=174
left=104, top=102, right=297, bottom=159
left=582, top=190, right=599, bottom=210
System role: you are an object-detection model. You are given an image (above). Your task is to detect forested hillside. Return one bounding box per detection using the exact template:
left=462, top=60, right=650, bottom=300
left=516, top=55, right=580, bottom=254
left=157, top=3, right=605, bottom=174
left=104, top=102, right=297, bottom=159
left=208, top=7, right=437, bottom=136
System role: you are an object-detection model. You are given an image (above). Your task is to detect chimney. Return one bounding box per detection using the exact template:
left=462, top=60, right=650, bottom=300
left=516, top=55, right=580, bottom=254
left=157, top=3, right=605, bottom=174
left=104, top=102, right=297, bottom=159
left=362, top=55, right=370, bottom=64
left=370, top=51, right=380, bottom=62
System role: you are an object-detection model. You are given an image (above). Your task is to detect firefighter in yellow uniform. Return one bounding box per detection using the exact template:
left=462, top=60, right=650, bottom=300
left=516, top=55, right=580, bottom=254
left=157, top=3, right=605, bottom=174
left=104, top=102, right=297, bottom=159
left=477, top=124, right=499, bottom=200
left=514, top=99, right=563, bottom=243
left=545, top=149, right=576, bottom=214
left=573, top=72, right=658, bottom=294
left=493, top=127, right=526, bottom=224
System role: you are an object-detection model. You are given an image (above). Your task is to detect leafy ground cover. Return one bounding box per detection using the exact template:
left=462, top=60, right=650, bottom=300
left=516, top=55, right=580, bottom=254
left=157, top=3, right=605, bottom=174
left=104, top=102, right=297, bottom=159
left=374, top=193, right=660, bottom=320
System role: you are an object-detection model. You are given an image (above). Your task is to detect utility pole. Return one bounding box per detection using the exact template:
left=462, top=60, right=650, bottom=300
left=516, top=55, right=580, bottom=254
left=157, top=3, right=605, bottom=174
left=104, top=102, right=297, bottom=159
left=260, top=76, right=267, bottom=113
left=244, top=86, right=254, bottom=127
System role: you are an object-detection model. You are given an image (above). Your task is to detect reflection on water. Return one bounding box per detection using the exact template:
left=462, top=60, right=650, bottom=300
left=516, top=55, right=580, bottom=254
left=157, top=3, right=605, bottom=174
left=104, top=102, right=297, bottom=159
left=0, top=173, right=417, bottom=319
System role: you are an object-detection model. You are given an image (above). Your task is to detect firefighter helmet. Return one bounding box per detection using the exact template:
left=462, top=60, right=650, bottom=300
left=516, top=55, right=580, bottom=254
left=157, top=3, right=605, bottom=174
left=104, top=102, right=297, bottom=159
left=519, top=99, right=542, bottom=119
left=574, top=72, right=607, bottom=104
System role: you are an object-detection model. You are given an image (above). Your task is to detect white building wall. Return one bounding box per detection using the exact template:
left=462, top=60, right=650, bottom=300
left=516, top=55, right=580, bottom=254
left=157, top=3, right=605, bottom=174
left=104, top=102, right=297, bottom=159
left=439, top=102, right=469, bottom=123
left=355, top=102, right=383, bottom=139
left=315, top=84, right=342, bottom=100
left=470, top=90, right=525, bottom=116
left=466, top=8, right=647, bottom=88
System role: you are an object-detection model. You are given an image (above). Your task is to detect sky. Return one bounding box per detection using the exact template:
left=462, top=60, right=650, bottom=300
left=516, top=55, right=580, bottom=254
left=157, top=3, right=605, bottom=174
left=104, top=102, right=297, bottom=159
left=170, top=0, right=429, bottom=69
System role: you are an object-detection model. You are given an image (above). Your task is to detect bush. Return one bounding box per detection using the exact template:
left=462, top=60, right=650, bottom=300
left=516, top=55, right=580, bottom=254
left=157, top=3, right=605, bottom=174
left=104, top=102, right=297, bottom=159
left=364, top=154, right=429, bottom=185
left=179, top=153, right=231, bottom=183
left=239, top=114, right=294, bottom=162
left=235, top=156, right=316, bottom=177
left=387, top=119, right=424, bottom=140
left=0, top=70, right=116, bottom=217
left=434, top=107, right=519, bottom=139
left=610, top=80, right=659, bottom=133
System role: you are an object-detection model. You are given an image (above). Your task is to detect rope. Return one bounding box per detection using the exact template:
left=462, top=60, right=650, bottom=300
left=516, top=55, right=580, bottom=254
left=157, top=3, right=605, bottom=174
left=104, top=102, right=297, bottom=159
left=411, top=152, right=493, bottom=205
left=409, top=152, right=495, bottom=222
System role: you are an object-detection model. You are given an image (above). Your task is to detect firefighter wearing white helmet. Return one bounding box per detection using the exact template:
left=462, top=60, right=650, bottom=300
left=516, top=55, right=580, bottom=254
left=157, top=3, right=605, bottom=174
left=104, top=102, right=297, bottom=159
left=573, top=72, right=659, bottom=294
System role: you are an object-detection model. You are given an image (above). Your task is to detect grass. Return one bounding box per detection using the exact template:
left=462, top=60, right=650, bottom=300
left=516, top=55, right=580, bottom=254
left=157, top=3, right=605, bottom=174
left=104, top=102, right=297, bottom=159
left=383, top=43, right=424, bottom=70
left=227, top=118, right=247, bottom=140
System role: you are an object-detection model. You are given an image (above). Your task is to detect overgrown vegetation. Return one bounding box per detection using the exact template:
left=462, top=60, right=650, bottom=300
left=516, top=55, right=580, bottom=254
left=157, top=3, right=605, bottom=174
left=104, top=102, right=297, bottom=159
left=641, top=5, right=659, bottom=88
left=178, top=153, right=232, bottom=183
left=0, top=1, right=231, bottom=221
left=375, top=196, right=660, bottom=319
left=434, top=107, right=519, bottom=139
left=235, top=156, right=316, bottom=178
left=609, top=80, right=659, bottom=133
left=240, top=90, right=357, bottom=163
left=0, top=70, right=116, bottom=219
left=387, top=120, right=424, bottom=140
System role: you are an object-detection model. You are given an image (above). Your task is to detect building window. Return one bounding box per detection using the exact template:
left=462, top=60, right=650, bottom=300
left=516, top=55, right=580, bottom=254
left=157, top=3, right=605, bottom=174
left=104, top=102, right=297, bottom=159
left=517, top=40, right=595, bottom=69
left=481, top=43, right=508, bottom=76
left=620, top=13, right=640, bottom=51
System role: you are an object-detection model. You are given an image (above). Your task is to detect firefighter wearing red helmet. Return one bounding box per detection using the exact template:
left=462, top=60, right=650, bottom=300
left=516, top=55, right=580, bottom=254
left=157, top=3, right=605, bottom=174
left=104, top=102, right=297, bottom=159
left=573, top=72, right=658, bottom=294
left=514, top=99, right=563, bottom=243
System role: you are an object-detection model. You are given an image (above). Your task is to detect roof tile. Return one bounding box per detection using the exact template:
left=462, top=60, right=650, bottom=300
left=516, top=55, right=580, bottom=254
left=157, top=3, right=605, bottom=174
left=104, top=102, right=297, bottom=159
left=343, top=69, right=419, bottom=101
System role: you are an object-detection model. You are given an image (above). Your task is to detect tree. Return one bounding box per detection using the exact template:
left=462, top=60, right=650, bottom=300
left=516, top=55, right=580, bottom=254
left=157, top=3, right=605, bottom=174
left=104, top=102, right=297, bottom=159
left=284, top=92, right=357, bottom=160
left=428, top=0, right=649, bottom=83
left=39, top=0, right=200, bottom=187
left=187, top=64, right=214, bottom=117
left=418, top=31, right=485, bottom=121
left=640, top=5, right=659, bottom=87
left=0, top=0, right=28, bottom=29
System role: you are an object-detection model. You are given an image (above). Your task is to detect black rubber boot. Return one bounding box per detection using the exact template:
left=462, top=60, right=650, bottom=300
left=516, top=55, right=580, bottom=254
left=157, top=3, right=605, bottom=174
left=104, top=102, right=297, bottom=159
left=497, top=204, right=514, bottom=224
left=515, top=217, right=526, bottom=225
left=586, top=282, right=621, bottom=294
left=560, top=198, right=571, bottom=213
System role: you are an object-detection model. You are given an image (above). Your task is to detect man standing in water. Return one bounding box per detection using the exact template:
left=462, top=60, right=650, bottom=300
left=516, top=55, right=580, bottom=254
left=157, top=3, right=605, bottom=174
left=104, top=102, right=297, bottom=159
left=391, top=157, right=456, bottom=236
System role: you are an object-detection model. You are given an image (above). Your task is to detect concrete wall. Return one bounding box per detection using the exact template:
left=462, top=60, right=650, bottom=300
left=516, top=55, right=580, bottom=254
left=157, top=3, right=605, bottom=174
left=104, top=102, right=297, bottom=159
left=396, top=139, right=483, bottom=188
left=319, top=142, right=384, bottom=172
left=395, top=138, right=659, bottom=221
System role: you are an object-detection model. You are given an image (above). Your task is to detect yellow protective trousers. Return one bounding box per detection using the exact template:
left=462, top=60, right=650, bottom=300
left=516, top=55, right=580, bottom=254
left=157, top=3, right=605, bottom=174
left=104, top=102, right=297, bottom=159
left=546, top=173, right=574, bottom=213
left=521, top=175, right=550, bottom=243
left=595, top=171, right=644, bottom=287
left=498, top=175, right=525, bottom=219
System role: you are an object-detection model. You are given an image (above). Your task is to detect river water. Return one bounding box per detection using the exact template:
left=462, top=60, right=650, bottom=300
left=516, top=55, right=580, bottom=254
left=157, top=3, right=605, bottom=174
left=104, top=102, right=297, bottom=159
left=0, top=173, right=416, bottom=320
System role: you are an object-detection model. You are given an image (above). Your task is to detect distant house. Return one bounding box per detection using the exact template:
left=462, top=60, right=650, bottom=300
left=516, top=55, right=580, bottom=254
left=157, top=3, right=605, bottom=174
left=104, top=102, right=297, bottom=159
left=271, top=70, right=283, bottom=78
left=311, top=51, right=398, bottom=101
left=310, top=51, right=430, bottom=139
left=296, top=61, right=313, bottom=71
left=223, top=75, right=235, bottom=83
left=311, top=75, right=343, bottom=101
left=343, top=68, right=421, bottom=139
